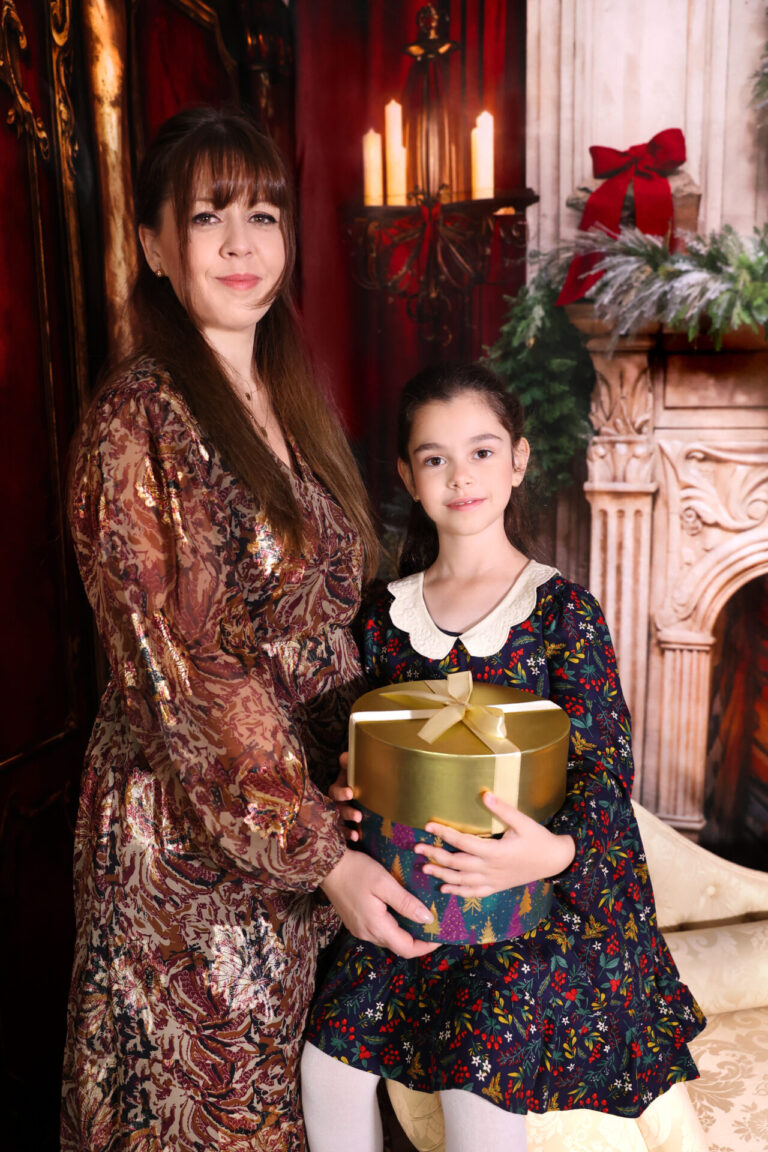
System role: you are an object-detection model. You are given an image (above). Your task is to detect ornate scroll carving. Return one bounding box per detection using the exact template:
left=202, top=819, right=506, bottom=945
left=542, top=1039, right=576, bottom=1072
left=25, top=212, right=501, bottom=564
left=675, top=445, right=768, bottom=537
left=50, top=0, right=78, bottom=176
left=656, top=440, right=768, bottom=632
left=586, top=354, right=656, bottom=487
left=589, top=354, right=653, bottom=437
left=0, top=0, right=49, bottom=157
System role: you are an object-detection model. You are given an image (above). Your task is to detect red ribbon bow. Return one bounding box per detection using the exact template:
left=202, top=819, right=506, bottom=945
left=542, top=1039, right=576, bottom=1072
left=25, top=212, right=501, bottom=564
left=556, top=127, right=686, bottom=306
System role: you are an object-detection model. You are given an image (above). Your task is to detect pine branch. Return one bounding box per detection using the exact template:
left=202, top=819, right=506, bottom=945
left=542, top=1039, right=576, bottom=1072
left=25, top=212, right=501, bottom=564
left=484, top=266, right=595, bottom=500
left=484, top=220, right=768, bottom=502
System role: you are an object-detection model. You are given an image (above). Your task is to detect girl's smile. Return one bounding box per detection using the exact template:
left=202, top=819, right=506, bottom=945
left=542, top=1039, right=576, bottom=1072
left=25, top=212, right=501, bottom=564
left=446, top=496, right=486, bottom=510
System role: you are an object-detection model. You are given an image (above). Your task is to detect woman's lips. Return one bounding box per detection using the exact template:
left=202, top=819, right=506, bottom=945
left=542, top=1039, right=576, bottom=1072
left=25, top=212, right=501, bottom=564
left=217, top=275, right=261, bottom=290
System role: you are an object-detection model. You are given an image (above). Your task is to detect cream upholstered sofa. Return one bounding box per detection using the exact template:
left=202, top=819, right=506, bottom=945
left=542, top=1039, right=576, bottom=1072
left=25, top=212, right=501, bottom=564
left=386, top=802, right=768, bottom=1152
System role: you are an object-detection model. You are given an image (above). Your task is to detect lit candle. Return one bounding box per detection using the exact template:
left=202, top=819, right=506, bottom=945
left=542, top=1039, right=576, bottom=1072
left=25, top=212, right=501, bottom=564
left=363, top=128, right=383, bottom=206
left=471, top=111, right=494, bottom=200
left=385, top=99, right=407, bottom=206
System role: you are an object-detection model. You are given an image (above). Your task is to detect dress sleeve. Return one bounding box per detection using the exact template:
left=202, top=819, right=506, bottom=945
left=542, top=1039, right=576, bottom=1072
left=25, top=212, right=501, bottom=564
left=359, top=587, right=392, bottom=687
left=540, top=582, right=636, bottom=896
left=69, top=379, right=345, bottom=891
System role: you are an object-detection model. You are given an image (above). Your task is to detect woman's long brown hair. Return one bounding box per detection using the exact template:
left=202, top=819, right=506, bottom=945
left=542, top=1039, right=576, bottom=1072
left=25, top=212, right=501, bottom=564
left=128, top=106, right=377, bottom=577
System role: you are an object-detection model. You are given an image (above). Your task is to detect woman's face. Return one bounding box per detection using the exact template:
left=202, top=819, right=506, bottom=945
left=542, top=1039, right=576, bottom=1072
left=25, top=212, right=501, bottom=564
left=140, top=192, right=286, bottom=348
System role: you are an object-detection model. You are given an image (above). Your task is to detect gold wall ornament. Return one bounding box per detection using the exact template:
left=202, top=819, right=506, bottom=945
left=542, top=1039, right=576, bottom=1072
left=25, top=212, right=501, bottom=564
left=49, top=0, right=89, bottom=415
left=50, top=0, right=78, bottom=177
left=0, top=0, right=50, bottom=158
left=83, top=0, right=136, bottom=359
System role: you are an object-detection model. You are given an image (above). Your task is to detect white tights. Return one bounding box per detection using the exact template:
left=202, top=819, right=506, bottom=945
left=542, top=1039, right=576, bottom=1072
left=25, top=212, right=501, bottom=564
left=301, top=1042, right=528, bottom=1152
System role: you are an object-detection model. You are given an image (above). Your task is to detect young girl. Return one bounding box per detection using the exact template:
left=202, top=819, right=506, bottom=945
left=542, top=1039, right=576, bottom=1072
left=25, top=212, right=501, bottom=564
left=301, top=362, right=705, bottom=1152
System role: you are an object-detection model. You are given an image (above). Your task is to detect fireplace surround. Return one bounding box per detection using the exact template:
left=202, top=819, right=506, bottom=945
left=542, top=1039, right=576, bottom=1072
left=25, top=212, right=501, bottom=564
left=569, top=307, right=768, bottom=831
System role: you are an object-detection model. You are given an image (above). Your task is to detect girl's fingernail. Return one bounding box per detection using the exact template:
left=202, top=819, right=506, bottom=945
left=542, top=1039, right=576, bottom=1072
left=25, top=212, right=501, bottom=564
left=483, top=791, right=497, bottom=807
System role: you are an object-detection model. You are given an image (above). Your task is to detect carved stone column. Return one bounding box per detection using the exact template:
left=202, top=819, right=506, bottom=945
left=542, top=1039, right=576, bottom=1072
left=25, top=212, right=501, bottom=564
left=566, top=305, right=658, bottom=782
left=652, top=629, right=714, bottom=829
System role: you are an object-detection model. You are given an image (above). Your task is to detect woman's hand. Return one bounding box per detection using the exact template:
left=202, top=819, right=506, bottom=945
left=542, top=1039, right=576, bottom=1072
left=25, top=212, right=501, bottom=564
left=320, top=850, right=439, bottom=959
left=413, top=791, right=575, bottom=899
left=330, top=752, right=362, bottom=843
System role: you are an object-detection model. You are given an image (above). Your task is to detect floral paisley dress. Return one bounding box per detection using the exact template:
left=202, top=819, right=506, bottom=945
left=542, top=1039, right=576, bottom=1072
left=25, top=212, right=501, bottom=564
left=306, top=561, right=705, bottom=1117
left=62, top=360, right=365, bottom=1151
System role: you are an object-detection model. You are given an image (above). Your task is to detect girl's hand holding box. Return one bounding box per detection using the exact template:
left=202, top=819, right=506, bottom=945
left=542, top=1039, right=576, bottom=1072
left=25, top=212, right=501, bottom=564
left=348, top=671, right=570, bottom=944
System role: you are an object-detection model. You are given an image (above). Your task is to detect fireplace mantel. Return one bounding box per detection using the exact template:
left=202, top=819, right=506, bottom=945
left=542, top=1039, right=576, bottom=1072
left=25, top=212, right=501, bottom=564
left=569, top=307, right=768, bottom=829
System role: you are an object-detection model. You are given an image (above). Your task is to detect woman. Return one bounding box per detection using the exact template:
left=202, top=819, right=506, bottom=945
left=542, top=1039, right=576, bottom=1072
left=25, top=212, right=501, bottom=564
left=62, top=107, right=434, bottom=1152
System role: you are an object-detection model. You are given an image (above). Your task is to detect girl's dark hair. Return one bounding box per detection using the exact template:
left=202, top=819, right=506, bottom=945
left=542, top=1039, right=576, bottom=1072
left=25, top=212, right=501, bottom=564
left=396, top=362, right=532, bottom=576
left=124, top=106, right=377, bottom=575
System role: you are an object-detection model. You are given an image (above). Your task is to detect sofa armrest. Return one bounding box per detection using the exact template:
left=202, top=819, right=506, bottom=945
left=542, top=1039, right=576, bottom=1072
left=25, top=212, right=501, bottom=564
left=633, top=801, right=768, bottom=930
left=664, top=919, right=768, bottom=1017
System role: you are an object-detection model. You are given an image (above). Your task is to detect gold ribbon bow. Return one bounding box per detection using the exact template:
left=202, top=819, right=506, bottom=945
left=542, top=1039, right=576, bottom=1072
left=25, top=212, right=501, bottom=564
left=384, top=670, right=519, bottom=755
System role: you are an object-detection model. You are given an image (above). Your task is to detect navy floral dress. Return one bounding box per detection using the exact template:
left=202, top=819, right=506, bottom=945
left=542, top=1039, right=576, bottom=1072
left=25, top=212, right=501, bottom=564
left=305, top=562, right=705, bottom=1117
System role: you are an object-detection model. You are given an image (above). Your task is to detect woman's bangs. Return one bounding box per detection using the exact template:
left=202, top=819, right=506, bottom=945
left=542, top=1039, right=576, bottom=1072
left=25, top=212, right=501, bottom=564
left=189, top=138, right=288, bottom=211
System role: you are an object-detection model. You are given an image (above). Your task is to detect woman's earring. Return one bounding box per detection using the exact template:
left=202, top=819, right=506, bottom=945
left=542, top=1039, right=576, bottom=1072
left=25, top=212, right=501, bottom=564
left=155, top=267, right=164, bottom=278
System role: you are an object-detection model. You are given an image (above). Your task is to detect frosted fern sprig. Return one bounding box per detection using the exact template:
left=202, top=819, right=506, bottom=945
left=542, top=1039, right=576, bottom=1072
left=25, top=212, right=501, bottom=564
left=564, top=225, right=768, bottom=346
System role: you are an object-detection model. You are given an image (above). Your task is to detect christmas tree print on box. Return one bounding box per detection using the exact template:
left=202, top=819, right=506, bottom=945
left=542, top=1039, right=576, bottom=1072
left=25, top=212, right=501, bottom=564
left=356, top=804, right=554, bottom=943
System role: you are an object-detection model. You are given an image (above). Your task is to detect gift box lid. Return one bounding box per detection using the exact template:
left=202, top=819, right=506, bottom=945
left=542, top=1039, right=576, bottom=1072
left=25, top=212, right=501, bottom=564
left=349, top=675, right=569, bottom=836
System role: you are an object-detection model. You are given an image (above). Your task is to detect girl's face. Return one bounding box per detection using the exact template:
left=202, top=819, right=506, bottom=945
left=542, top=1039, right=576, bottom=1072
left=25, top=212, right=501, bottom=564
left=139, top=191, right=286, bottom=347
left=398, top=391, right=529, bottom=544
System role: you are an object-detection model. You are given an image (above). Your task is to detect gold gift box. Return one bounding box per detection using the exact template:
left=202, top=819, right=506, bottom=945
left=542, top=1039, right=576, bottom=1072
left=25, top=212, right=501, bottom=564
left=348, top=676, right=569, bottom=836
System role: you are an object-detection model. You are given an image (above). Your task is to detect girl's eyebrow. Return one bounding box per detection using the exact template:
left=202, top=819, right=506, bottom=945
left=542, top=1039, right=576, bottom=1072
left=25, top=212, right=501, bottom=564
left=412, top=432, right=503, bottom=454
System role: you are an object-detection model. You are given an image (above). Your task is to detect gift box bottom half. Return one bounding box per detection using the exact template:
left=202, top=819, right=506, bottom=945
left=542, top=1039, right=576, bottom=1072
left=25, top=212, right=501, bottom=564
left=356, top=803, right=554, bottom=944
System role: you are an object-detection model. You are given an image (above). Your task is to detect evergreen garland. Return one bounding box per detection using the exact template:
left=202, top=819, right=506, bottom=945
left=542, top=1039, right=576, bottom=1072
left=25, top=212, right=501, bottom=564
left=484, top=268, right=595, bottom=499
left=573, top=225, right=768, bottom=346
left=483, top=221, right=768, bottom=499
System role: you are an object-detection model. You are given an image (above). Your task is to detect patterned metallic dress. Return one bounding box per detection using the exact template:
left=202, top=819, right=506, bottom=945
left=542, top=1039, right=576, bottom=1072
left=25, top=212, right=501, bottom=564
left=306, top=561, right=706, bottom=1117
left=63, top=360, right=365, bottom=1151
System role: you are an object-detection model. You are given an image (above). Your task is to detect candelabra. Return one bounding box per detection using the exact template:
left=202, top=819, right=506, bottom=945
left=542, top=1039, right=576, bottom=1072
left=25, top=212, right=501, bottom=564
left=349, top=4, right=537, bottom=343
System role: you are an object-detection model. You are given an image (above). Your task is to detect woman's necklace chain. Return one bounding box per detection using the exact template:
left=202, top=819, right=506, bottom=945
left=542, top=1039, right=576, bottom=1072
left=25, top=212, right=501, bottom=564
left=243, top=387, right=269, bottom=440
left=221, top=353, right=270, bottom=440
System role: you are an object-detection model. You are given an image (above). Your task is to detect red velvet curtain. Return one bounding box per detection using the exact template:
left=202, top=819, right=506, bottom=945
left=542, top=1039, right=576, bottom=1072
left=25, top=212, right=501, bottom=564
left=294, top=0, right=527, bottom=511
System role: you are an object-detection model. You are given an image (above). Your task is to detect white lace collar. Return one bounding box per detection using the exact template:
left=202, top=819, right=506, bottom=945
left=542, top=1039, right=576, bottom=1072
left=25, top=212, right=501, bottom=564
left=388, top=560, right=558, bottom=660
